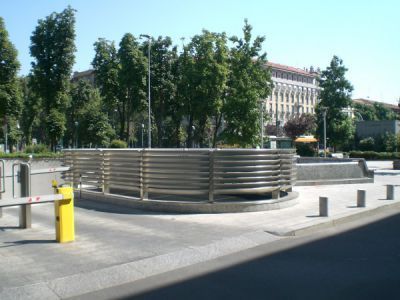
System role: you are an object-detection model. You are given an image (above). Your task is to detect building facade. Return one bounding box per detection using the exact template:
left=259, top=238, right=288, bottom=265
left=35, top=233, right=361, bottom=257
left=71, top=69, right=96, bottom=85
left=264, top=62, right=320, bottom=126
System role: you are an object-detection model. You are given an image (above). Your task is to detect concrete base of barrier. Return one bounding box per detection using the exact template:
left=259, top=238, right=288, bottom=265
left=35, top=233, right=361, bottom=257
left=77, top=190, right=299, bottom=214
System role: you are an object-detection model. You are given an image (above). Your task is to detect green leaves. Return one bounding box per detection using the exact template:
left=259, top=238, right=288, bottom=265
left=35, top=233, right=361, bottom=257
left=222, top=20, right=271, bottom=147
left=316, top=56, right=354, bottom=149
left=93, top=33, right=147, bottom=142
left=0, top=17, right=22, bottom=152
left=29, top=6, right=76, bottom=149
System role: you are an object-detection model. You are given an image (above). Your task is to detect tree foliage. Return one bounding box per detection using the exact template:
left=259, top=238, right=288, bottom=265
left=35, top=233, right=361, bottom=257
left=284, top=113, right=316, bottom=139
left=316, top=56, right=354, bottom=149
left=179, top=31, right=229, bottom=147
left=29, top=6, right=76, bottom=148
left=93, top=34, right=147, bottom=143
left=0, top=16, right=22, bottom=151
left=20, top=76, right=41, bottom=145
left=222, top=20, right=272, bottom=147
left=142, top=36, right=178, bottom=147
left=66, top=80, right=114, bottom=147
left=353, top=102, right=397, bottom=121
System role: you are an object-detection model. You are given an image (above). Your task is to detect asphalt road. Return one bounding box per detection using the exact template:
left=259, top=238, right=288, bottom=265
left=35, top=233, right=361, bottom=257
left=73, top=208, right=400, bottom=300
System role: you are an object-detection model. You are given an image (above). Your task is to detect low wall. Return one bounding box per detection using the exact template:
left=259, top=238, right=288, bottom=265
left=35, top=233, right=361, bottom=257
left=63, top=148, right=298, bottom=213
left=296, top=157, right=374, bottom=186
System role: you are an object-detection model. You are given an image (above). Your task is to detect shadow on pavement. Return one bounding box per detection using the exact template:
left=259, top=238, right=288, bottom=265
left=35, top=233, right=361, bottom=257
left=121, top=212, right=400, bottom=300
left=74, top=199, right=177, bottom=216
left=0, top=239, right=55, bottom=248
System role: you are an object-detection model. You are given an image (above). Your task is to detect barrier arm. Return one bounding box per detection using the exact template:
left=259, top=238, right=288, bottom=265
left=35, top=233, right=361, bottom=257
left=0, top=182, right=75, bottom=243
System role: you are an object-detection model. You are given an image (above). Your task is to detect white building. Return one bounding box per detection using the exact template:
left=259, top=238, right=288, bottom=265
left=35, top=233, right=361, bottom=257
left=264, top=62, right=320, bottom=126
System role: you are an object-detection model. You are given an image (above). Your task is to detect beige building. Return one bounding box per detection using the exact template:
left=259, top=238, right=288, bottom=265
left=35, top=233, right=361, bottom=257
left=264, top=62, right=320, bottom=126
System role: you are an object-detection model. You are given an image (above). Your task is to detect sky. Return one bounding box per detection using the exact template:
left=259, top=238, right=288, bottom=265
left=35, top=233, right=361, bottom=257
left=1, top=0, right=400, bottom=104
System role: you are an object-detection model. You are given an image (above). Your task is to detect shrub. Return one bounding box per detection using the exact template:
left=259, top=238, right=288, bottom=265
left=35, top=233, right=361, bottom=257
left=24, top=144, right=50, bottom=154
left=359, top=137, right=375, bottom=151
left=349, top=151, right=400, bottom=160
left=296, top=143, right=317, bottom=157
left=109, top=139, right=128, bottom=148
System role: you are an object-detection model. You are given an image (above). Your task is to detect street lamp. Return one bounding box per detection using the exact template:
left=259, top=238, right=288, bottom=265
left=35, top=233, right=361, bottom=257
left=320, top=107, right=328, bottom=158
left=140, top=34, right=152, bottom=148
left=260, top=100, right=265, bottom=148
left=192, top=125, right=196, bottom=148
left=2, top=121, right=7, bottom=154
left=141, top=123, right=144, bottom=148
left=74, top=121, right=79, bottom=148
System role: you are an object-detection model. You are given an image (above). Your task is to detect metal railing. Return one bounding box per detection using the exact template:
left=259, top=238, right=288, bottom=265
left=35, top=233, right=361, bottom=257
left=63, top=148, right=296, bottom=203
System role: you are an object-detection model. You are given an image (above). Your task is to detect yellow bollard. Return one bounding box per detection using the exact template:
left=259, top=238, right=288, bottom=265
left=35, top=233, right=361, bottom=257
left=55, top=186, right=75, bottom=243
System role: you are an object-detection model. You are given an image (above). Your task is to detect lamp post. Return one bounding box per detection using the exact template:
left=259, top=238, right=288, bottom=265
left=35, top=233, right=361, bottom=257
left=74, top=121, right=79, bottom=148
left=2, top=124, right=7, bottom=154
left=260, top=100, right=264, bottom=148
left=141, top=123, right=144, bottom=148
left=140, top=34, right=152, bottom=148
left=192, top=125, right=196, bottom=148
left=320, top=107, right=328, bottom=158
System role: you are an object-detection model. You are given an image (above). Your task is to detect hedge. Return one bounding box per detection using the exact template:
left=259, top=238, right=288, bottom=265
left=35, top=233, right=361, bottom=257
left=349, top=151, right=400, bottom=160
left=0, top=152, right=62, bottom=159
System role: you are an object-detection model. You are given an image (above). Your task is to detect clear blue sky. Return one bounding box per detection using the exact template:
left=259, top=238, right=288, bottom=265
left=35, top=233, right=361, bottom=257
left=2, top=0, right=399, bottom=104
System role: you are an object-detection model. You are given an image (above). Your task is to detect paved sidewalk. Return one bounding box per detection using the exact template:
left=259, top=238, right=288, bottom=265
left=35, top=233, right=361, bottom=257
left=0, top=173, right=399, bottom=299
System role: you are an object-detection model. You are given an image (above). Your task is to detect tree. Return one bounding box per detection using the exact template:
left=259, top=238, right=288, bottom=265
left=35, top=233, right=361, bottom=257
left=0, top=17, right=22, bottom=152
left=222, top=20, right=272, bottom=147
left=353, top=102, right=377, bottom=121
left=373, top=102, right=396, bottom=120
left=78, top=95, right=115, bottom=147
left=118, top=33, right=147, bottom=143
left=179, top=31, right=229, bottom=147
left=92, top=38, right=120, bottom=124
left=93, top=34, right=147, bottom=143
left=316, top=56, right=354, bottom=150
left=142, top=36, right=178, bottom=147
left=284, top=113, right=316, bottom=139
left=29, top=6, right=76, bottom=149
left=353, top=102, right=396, bottom=121
left=20, top=76, right=41, bottom=145
left=66, top=80, right=114, bottom=147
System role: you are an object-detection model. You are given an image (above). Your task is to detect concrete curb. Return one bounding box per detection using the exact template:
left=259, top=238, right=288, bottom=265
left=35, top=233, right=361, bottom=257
left=77, top=190, right=300, bottom=214
left=0, top=231, right=281, bottom=300
left=267, top=200, right=400, bottom=237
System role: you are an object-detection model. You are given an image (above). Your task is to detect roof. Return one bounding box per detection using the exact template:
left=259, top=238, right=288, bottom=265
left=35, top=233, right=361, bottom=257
left=295, top=137, right=318, bottom=143
left=267, top=62, right=315, bottom=77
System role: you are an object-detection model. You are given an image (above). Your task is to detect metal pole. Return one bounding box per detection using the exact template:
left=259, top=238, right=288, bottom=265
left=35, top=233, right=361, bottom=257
left=19, top=163, right=31, bottom=228
left=322, top=109, right=327, bottom=158
left=3, top=119, right=8, bottom=154
left=141, top=123, right=144, bottom=148
left=148, top=38, right=151, bottom=149
left=261, top=101, right=264, bottom=148
left=275, top=96, right=279, bottom=136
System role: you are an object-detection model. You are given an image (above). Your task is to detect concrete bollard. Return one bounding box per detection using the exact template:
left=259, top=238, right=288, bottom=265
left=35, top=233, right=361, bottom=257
left=357, top=190, right=366, bottom=207
left=387, top=185, right=395, bottom=200
left=319, top=196, right=328, bottom=217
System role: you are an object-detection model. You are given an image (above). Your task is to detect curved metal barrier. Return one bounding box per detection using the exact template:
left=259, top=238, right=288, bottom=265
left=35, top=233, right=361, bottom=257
left=63, top=148, right=296, bottom=203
